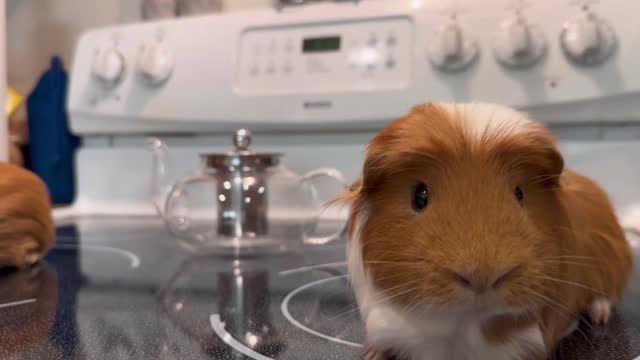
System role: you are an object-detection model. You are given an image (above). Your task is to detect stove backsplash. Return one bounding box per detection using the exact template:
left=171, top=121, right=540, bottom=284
left=65, top=124, right=640, bottom=233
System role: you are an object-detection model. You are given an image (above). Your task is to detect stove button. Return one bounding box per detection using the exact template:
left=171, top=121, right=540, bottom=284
left=387, top=33, right=397, bottom=47
left=385, top=57, right=396, bottom=70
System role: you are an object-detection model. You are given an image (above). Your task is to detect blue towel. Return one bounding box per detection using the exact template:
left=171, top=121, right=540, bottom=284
left=26, top=56, right=80, bottom=204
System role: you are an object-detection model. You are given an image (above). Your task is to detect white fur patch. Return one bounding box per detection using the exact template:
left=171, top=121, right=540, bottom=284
left=437, top=102, right=534, bottom=141
left=348, top=211, right=545, bottom=360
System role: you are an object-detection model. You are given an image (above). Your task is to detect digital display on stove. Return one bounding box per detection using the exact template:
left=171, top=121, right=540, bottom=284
left=302, top=36, right=341, bottom=53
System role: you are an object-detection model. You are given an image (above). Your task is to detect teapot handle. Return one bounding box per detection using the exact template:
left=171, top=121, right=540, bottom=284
left=300, top=168, right=349, bottom=246
left=163, top=173, right=215, bottom=248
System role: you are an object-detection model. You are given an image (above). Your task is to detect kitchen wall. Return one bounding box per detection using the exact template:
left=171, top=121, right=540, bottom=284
left=7, top=0, right=132, bottom=94
left=6, top=0, right=271, bottom=96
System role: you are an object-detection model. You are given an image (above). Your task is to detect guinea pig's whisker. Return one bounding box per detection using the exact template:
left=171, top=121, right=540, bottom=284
left=533, top=275, right=606, bottom=296
left=379, top=252, right=430, bottom=260
left=321, top=304, right=362, bottom=323
left=522, top=289, right=572, bottom=317
left=538, top=260, right=597, bottom=268
left=373, top=286, right=421, bottom=306
left=539, top=256, right=602, bottom=265
left=546, top=255, right=600, bottom=260
left=374, top=272, right=416, bottom=282
left=403, top=294, right=422, bottom=311
left=363, top=260, right=423, bottom=266
left=527, top=287, right=594, bottom=331
left=521, top=288, right=595, bottom=341
left=537, top=298, right=596, bottom=352
left=538, top=302, right=597, bottom=351
left=404, top=297, right=432, bottom=315
left=331, top=301, right=359, bottom=315
left=306, top=282, right=422, bottom=325
left=542, top=255, right=606, bottom=263
left=373, top=280, right=422, bottom=297
left=375, top=280, right=421, bottom=295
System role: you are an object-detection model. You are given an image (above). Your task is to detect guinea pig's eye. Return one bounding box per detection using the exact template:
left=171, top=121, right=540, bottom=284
left=413, top=182, right=430, bottom=211
left=515, top=186, right=524, bottom=206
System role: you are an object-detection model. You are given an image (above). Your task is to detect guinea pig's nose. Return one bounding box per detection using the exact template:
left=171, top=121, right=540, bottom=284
left=452, top=267, right=517, bottom=293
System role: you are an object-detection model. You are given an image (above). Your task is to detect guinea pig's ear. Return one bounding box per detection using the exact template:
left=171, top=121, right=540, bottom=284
left=498, top=125, right=565, bottom=187
left=524, top=144, right=564, bottom=186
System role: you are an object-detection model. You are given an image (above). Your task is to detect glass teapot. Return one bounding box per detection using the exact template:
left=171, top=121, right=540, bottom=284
left=148, top=129, right=349, bottom=255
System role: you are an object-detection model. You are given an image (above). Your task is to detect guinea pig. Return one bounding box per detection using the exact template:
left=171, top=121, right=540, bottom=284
left=0, top=163, right=55, bottom=268
left=335, top=103, right=633, bottom=360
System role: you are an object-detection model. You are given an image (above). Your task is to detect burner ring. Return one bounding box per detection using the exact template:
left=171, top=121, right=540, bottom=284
left=53, top=244, right=141, bottom=268
left=280, top=275, right=363, bottom=348
left=0, top=298, right=36, bottom=310
left=210, top=314, right=275, bottom=360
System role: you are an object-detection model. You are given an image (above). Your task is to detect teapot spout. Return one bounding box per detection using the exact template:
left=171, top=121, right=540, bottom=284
left=146, top=137, right=170, bottom=217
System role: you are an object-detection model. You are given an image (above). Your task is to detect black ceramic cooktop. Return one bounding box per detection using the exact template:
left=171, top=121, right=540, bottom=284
left=1, top=217, right=639, bottom=360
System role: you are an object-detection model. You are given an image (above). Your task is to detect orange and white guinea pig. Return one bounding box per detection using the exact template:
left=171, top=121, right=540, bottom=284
left=336, top=103, right=633, bottom=360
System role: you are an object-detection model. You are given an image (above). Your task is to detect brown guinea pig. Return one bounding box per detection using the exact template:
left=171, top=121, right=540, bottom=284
left=335, top=103, right=633, bottom=360
left=0, top=163, right=55, bottom=268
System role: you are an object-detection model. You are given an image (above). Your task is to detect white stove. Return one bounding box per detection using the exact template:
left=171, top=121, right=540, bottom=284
left=62, top=0, right=640, bottom=230
left=44, top=2, right=640, bottom=358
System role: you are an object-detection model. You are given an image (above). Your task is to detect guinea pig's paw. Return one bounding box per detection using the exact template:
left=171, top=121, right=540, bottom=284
left=588, top=297, right=612, bottom=325
left=0, top=238, right=42, bottom=269
left=363, top=344, right=390, bottom=360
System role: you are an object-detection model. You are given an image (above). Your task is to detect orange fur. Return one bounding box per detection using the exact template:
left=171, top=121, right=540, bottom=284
left=337, top=103, right=632, bottom=358
left=0, top=163, right=55, bottom=268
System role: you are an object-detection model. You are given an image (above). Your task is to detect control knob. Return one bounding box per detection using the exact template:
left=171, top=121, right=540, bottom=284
left=560, top=8, right=617, bottom=66
left=428, top=15, right=478, bottom=72
left=493, top=13, right=546, bottom=69
left=92, top=48, right=125, bottom=86
left=138, top=42, right=175, bottom=85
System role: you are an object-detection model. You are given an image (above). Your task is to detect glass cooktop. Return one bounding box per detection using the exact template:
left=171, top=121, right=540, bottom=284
left=1, top=217, right=639, bottom=359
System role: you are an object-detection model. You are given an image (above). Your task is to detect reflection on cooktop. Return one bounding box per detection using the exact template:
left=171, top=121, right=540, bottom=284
left=0, top=219, right=638, bottom=359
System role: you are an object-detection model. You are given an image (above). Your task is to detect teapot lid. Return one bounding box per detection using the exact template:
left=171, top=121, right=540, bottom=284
left=200, top=129, right=282, bottom=170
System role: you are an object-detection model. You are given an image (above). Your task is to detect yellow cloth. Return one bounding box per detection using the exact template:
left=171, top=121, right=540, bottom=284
left=6, top=88, right=23, bottom=117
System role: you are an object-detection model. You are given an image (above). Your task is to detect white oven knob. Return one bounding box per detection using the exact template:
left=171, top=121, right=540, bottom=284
left=428, top=15, right=478, bottom=72
left=493, top=14, right=546, bottom=69
left=92, top=48, right=125, bottom=86
left=560, top=8, right=617, bottom=66
left=138, top=42, right=174, bottom=85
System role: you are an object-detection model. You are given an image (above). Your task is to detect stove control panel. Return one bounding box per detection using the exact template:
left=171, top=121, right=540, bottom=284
left=68, top=0, right=640, bottom=134
left=236, top=18, right=411, bottom=95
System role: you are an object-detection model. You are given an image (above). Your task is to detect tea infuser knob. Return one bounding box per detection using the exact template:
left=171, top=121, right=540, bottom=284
left=234, top=129, right=252, bottom=150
